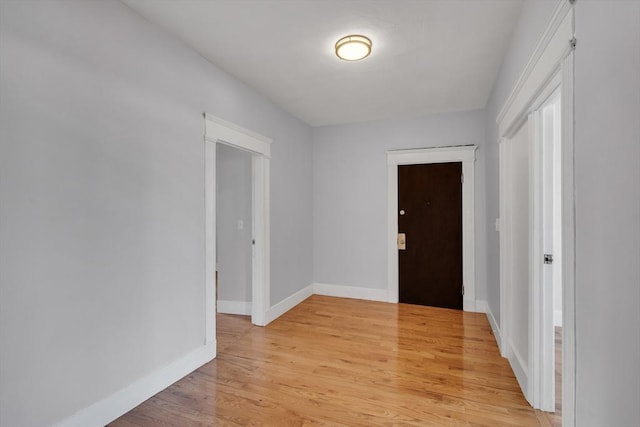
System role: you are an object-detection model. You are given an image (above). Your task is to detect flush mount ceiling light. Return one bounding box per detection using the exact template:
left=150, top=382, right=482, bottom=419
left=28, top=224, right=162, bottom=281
left=335, top=35, right=372, bottom=61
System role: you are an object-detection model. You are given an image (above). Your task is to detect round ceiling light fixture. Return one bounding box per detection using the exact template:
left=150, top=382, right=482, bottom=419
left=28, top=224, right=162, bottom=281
left=335, top=34, right=372, bottom=61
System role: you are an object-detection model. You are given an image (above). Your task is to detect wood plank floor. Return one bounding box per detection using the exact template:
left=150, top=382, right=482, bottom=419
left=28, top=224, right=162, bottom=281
left=110, top=295, right=550, bottom=426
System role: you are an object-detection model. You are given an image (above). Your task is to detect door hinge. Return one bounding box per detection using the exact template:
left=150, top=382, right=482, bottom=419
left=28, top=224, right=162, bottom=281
left=569, top=37, right=577, bottom=50
left=462, top=284, right=465, bottom=296
left=461, top=173, right=464, bottom=184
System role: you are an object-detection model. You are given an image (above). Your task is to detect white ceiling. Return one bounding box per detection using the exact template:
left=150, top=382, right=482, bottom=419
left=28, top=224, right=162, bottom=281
left=122, top=0, right=523, bottom=127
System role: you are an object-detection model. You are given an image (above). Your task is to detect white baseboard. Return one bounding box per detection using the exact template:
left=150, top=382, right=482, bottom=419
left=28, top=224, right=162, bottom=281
left=554, top=309, right=562, bottom=327
left=313, top=283, right=388, bottom=302
left=217, top=300, right=252, bottom=316
left=508, top=340, right=530, bottom=404
left=478, top=301, right=529, bottom=404
left=481, top=301, right=503, bottom=355
left=264, top=284, right=313, bottom=325
left=54, top=342, right=216, bottom=427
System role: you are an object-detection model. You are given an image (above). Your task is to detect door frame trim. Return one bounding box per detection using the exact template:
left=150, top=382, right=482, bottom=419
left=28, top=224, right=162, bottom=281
left=205, top=114, right=271, bottom=335
left=386, top=145, right=478, bottom=311
left=496, top=0, right=575, bottom=422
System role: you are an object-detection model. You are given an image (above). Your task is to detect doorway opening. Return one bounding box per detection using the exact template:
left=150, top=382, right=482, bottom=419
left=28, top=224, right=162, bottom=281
left=216, top=144, right=253, bottom=317
left=499, top=77, right=565, bottom=418
left=387, top=146, right=477, bottom=311
left=539, top=90, right=563, bottom=421
left=204, top=114, right=271, bottom=354
left=496, top=3, right=576, bottom=423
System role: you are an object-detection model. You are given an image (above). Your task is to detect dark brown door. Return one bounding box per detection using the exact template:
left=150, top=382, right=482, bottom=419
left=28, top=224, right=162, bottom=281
left=398, top=162, right=463, bottom=309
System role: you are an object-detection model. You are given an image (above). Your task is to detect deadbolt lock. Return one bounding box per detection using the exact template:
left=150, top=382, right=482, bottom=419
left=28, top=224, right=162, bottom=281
left=544, top=254, right=553, bottom=264
left=398, top=233, right=406, bottom=250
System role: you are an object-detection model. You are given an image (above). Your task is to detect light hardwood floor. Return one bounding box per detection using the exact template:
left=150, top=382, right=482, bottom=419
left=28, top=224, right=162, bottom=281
left=110, top=295, right=552, bottom=426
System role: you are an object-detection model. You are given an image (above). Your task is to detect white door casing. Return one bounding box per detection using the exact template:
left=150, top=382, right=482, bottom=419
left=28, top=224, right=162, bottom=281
left=204, top=114, right=271, bottom=331
left=387, top=145, right=478, bottom=311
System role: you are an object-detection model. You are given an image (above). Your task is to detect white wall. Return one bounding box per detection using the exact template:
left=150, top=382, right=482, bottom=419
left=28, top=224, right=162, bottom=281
left=484, top=0, right=558, bottom=324
left=216, top=144, right=252, bottom=304
left=573, top=1, right=640, bottom=425
left=0, top=1, right=313, bottom=426
left=312, top=110, right=487, bottom=299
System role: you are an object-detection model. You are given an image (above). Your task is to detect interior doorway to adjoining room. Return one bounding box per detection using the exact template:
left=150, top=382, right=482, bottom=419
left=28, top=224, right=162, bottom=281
left=216, top=144, right=253, bottom=318
left=204, top=114, right=272, bottom=352
left=539, top=89, right=563, bottom=420
left=496, top=4, right=575, bottom=423
left=498, top=80, right=565, bottom=416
